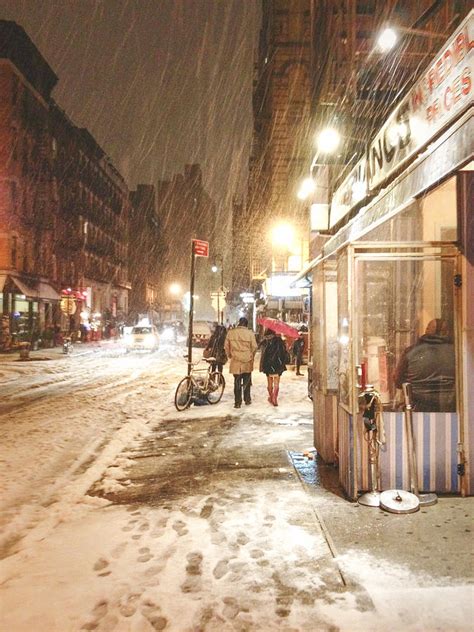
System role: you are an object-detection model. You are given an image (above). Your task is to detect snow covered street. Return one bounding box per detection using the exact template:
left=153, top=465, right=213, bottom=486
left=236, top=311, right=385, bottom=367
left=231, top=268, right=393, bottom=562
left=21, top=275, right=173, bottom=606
left=0, top=345, right=472, bottom=631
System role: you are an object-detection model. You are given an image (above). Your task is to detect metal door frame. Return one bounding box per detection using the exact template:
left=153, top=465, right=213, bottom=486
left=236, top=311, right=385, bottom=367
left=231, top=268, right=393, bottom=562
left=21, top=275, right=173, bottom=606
left=348, top=242, right=462, bottom=498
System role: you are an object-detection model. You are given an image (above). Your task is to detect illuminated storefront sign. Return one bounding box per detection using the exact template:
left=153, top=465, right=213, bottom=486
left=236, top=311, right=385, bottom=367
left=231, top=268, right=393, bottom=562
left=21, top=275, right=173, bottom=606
left=330, top=11, right=473, bottom=228
left=266, top=275, right=307, bottom=297
left=368, top=13, right=473, bottom=190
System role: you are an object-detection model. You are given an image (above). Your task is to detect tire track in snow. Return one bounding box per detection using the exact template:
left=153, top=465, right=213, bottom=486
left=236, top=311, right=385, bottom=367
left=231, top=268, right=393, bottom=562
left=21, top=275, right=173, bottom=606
left=0, top=351, right=186, bottom=557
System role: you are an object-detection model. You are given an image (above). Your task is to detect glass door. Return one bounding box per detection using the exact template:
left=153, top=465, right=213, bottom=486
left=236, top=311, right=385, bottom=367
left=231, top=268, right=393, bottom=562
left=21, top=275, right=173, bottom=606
left=352, top=250, right=459, bottom=414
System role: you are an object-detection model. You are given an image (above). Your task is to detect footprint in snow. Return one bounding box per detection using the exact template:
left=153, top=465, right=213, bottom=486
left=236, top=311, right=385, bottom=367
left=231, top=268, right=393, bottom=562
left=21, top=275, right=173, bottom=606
left=172, top=520, right=188, bottom=536
left=141, top=599, right=168, bottom=630
left=93, top=557, right=109, bottom=572
left=81, top=600, right=108, bottom=630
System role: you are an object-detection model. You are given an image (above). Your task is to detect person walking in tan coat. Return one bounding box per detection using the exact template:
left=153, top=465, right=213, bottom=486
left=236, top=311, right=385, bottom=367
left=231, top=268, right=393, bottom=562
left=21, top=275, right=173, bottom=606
left=224, top=317, right=258, bottom=408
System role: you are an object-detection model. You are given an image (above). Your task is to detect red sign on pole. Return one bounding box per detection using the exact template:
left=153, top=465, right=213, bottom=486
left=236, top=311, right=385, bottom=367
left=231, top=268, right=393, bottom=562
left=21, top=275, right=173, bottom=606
left=192, top=239, right=209, bottom=258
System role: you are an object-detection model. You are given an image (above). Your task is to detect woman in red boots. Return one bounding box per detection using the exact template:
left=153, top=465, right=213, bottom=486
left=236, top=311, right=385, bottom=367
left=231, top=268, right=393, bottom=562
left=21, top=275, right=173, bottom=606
left=259, top=330, right=288, bottom=406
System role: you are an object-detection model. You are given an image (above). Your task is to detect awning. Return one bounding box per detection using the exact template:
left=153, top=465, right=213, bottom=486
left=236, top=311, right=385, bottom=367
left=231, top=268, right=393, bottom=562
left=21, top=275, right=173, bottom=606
left=38, top=282, right=60, bottom=301
left=10, top=277, right=38, bottom=298
left=0, top=275, right=60, bottom=300
left=291, top=255, right=321, bottom=287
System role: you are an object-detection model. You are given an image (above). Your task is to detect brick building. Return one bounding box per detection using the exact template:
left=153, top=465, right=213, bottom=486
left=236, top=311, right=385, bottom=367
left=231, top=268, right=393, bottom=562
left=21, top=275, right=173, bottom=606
left=129, top=184, right=165, bottom=320
left=0, top=20, right=132, bottom=347
left=0, top=20, right=60, bottom=347
left=50, top=104, right=131, bottom=335
left=234, top=0, right=312, bottom=322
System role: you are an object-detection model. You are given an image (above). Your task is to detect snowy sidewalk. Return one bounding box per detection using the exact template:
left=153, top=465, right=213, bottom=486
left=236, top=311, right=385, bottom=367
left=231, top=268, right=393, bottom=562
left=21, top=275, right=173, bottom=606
left=0, top=356, right=472, bottom=631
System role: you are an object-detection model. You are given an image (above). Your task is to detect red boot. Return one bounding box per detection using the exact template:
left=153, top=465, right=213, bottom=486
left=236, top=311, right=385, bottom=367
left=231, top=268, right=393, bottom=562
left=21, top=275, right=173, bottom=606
left=272, top=386, right=279, bottom=406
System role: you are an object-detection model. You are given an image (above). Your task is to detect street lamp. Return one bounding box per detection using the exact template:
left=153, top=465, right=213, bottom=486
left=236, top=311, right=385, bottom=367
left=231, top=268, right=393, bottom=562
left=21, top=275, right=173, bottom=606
left=315, top=127, right=341, bottom=154
left=169, top=282, right=182, bottom=296
left=377, top=27, right=398, bottom=52
left=297, top=177, right=316, bottom=201
left=271, top=222, right=295, bottom=249
left=376, top=25, right=447, bottom=53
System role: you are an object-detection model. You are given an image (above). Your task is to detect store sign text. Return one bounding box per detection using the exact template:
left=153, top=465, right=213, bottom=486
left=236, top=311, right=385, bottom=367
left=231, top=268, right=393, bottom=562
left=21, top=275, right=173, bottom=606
left=368, top=14, right=473, bottom=190
left=330, top=11, right=473, bottom=228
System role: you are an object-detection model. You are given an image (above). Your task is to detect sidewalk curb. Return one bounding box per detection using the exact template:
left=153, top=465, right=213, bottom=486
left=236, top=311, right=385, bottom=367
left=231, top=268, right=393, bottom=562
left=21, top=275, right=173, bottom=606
left=287, top=447, right=376, bottom=611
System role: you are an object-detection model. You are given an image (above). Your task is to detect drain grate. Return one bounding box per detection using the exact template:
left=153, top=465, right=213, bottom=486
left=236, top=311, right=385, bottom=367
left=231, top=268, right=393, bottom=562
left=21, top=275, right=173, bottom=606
left=288, top=450, right=320, bottom=486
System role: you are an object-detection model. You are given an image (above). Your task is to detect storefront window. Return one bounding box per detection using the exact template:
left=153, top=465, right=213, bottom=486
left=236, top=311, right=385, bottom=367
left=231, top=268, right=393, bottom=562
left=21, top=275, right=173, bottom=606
left=312, top=266, right=324, bottom=390
left=363, top=176, right=457, bottom=244
left=337, top=251, right=351, bottom=406
left=355, top=256, right=457, bottom=412
left=324, top=259, right=338, bottom=390
left=11, top=296, right=39, bottom=340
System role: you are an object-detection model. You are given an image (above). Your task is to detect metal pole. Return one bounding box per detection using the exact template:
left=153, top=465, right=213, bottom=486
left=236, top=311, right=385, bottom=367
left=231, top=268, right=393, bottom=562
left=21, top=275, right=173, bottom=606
left=220, top=266, right=224, bottom=325
left=402, top=382, right=437, bottom=506
left=187, top=245, right=196, bottom=376
left=402, top=382, right=419, bottom=496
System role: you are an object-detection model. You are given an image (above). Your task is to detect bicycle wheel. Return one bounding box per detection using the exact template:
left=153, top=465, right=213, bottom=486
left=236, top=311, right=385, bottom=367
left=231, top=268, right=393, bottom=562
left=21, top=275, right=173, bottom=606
left=206, top=372, right=225, bottom=404
left=175, top=376, right=193, bottom=411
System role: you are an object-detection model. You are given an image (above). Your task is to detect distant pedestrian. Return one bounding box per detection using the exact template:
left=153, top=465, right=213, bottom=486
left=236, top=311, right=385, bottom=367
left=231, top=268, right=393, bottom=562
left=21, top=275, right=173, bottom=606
left=260, top=330, right=288, bottom=406
left=204, top=323, right=227, bottom=372
left=224, top=317, right=257, bottom=408
left=292, top=333, right=304, bottom=376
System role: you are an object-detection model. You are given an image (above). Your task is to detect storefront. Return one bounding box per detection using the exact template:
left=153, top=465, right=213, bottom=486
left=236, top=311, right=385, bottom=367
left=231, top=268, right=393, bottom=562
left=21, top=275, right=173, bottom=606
left=0, top=274, right=60, bottom=348
left=304, top=13, right=473, bottom=499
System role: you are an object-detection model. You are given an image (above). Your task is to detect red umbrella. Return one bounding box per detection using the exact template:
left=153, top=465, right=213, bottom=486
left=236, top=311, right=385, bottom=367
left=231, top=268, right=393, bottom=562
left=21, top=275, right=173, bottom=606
left=257, top=317, right=300, bottom=339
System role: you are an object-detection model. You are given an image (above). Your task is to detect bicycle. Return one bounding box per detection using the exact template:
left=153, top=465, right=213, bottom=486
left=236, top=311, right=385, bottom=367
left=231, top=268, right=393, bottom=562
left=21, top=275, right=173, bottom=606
left=174, top=356, right=225, bottom=411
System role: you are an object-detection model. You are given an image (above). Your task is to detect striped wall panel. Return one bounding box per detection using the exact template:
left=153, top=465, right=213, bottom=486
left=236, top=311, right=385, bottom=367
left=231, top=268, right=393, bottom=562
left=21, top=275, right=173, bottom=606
left=358, top=412, right=460, bottom=494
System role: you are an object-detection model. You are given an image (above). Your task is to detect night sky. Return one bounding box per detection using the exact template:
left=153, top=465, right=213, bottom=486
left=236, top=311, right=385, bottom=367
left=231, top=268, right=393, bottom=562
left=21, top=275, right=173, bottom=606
left=0, top=0, right=259, bottom=215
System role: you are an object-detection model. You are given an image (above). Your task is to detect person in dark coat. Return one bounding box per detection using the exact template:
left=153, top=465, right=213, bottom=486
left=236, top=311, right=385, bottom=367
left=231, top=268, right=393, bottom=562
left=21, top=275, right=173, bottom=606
left=260, top=331, right=288, bottom=406
left=204, top=323, right=227, bottom=373
left=292, top=333, right=304, bottom=376
left=394, top=318, right=456, bottom=412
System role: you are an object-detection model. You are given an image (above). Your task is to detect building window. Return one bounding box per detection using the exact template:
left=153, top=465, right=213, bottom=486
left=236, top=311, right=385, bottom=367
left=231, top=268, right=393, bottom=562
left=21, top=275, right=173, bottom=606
left=11, top=236, right=17, bottom=267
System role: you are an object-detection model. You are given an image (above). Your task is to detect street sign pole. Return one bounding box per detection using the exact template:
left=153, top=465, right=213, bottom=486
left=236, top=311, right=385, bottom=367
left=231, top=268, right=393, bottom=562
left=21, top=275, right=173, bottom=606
left=220, top=267, right=224, bottom=325
left=187, top=246, right=196, bottom=376
left=187, top=239, right=209, bottom=375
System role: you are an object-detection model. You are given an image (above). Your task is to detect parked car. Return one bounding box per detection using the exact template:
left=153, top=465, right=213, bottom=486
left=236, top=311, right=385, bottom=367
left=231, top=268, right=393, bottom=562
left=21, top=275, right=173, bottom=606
left=125, top=325, right=159, bottom=352
left=189, top=320, right=212, bottom=347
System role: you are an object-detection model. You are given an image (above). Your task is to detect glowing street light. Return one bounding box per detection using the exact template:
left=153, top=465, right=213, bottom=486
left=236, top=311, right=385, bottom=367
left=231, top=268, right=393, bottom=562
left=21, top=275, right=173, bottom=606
left=377, top=27, right=398, bottom=52
left=271, top=222, right=295, bottom=248
left=297, top=177, right=316, bottom=201
left=315, top=127, right=341, bottom=154
left=169, top=282, right=182, bottom=295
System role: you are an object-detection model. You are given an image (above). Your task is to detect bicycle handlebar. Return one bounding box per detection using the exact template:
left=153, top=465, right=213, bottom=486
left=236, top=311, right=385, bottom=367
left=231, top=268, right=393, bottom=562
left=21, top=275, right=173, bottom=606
left=184, top=356, right=216, bottom=368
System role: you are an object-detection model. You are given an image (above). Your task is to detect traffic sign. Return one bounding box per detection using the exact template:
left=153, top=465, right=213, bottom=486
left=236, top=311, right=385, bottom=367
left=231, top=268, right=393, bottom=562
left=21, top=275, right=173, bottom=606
left=192, top=239, right=209, bottom=257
